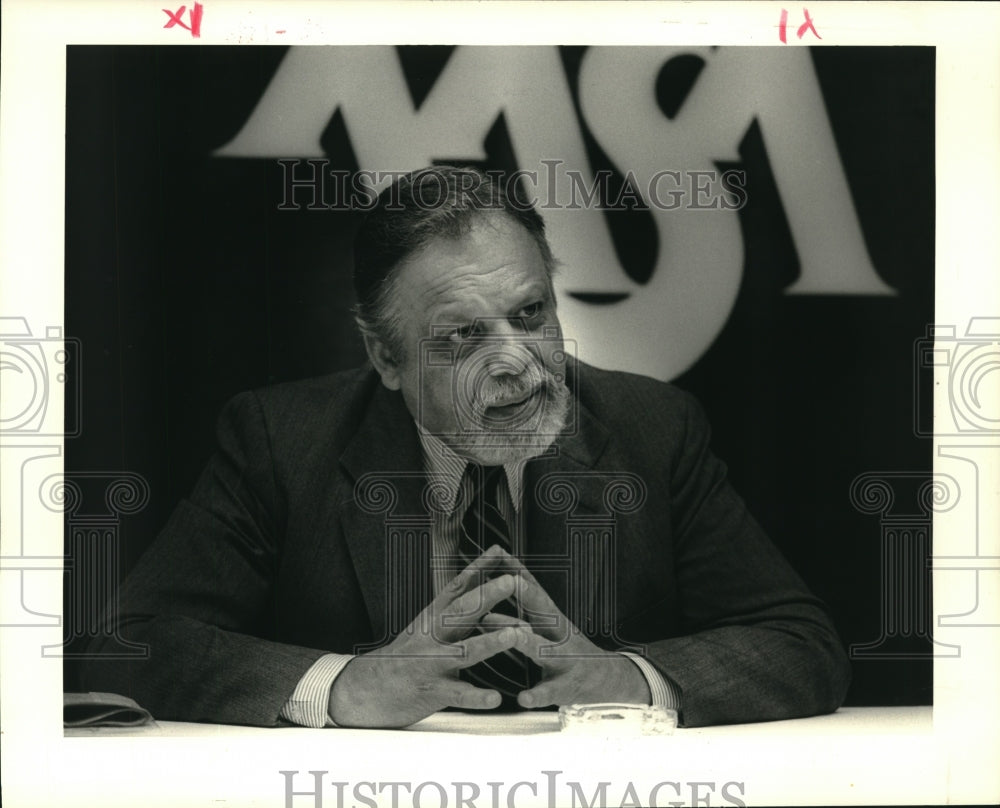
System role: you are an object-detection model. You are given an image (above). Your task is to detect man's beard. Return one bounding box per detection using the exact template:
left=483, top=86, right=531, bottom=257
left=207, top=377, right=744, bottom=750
left=450, top=362, right=572, bottom=466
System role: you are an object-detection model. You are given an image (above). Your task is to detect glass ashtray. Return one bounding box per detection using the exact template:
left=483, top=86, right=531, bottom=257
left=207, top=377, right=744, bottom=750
left=558, top=703, right=678, bottom=736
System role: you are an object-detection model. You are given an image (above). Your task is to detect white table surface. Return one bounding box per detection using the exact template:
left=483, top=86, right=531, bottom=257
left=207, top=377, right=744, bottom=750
left=53, top=706, right=958, bottom=807
left=64, top=704, right=931, bottom=738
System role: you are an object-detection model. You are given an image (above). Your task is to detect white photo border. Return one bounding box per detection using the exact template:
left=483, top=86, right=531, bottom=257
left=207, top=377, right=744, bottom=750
left=1, top=2, right=998, bottom=806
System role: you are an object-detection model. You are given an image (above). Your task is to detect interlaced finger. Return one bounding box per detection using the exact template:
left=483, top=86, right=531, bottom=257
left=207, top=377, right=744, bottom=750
left=439, top=574, right=519, bottom=635
left=512, top=572, right=565, bottom=639
left=455, top=625, right=531, bottom=668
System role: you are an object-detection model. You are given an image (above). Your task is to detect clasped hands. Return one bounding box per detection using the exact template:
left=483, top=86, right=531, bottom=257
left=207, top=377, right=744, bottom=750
left=328, top=545, right=650, bottom=728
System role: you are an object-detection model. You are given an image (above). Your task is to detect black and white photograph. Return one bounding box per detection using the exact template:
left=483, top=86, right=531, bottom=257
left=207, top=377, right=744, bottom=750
left=1, top=2, right=998, bottom=807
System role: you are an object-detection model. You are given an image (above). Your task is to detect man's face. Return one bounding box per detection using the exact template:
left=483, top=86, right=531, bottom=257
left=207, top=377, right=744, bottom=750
left=368, top=214, right=570, bottom=465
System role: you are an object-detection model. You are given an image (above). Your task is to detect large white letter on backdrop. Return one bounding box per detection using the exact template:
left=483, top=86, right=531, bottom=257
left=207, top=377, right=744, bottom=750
left=216, top=46, right=892, bottom=381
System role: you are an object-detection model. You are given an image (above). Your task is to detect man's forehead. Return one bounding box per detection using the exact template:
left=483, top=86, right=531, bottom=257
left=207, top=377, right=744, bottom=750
left=429, top=271, right=547, bottom=313
left=395, top=219, right=549, bottom=312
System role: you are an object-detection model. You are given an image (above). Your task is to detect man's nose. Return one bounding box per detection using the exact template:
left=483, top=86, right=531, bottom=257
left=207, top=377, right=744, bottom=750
left=481, top=320, right=532, bottom=378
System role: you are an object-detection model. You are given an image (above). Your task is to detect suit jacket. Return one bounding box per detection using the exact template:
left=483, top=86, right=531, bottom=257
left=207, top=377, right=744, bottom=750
left=80, top=361, right=851, bottom=727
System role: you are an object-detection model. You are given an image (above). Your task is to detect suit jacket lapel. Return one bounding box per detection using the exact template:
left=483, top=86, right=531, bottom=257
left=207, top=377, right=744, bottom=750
left=336, top=365, right=617, bottom=646
left=522, top=394, right=612, bottom=631
left=339, top=377, right=429, bottom=645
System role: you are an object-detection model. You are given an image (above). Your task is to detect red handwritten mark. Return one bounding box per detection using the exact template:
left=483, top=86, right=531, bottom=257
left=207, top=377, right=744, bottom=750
left=797, top=8, right=821, bottom=40
left=779, top=8, right=821, bottom=43
left=163, top=6, right=188, bottom=30
left=188, top=2, right=203, bottom=37
left=163, top=3, right=203, bottom=38
left=276, top=30, right=287, bottom=34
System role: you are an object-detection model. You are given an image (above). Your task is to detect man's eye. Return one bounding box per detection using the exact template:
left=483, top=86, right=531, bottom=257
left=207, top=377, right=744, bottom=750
left=519, top=301, right=543, bottom=319
left=449, top=325, right=476, bottom=342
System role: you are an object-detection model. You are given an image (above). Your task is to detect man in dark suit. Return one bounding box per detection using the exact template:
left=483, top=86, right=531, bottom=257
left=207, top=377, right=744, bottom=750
left=81, top=166, right=851, bottom=729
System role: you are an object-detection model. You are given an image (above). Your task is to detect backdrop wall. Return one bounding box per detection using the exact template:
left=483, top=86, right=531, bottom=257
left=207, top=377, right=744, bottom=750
left=63, top=45, right=935, bottom=705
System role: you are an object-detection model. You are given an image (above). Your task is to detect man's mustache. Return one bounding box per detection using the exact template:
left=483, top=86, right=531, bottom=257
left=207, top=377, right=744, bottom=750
left=472, top=363, right=554, bottom=413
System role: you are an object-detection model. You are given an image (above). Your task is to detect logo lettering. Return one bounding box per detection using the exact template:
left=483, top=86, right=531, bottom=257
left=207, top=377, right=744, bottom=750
left=216, top=47, right=893, bottom=380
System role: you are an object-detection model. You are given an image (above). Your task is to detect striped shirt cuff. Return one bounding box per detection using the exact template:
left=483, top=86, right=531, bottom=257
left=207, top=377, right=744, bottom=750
left=279, top=653, right=354, bottom=728
left=621, top=651, right=681, bottom=713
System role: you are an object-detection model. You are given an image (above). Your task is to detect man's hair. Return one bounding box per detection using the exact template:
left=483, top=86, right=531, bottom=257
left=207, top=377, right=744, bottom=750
left=352, top=165, right=556, bottom=361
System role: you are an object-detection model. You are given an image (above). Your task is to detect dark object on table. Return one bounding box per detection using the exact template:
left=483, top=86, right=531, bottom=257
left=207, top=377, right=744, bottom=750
left=64, top=692, right=153, bottom=728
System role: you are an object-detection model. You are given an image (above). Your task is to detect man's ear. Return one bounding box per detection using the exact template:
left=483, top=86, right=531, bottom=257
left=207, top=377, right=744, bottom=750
left=361, top=329, right=402, bottom=391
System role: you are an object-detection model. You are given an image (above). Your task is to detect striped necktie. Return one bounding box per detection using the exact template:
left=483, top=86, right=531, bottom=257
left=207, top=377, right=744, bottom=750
left=457, top=464, right=541, bottom=707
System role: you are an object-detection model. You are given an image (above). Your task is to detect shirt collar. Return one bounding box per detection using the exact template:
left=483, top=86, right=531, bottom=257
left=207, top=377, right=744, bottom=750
left=416, top=426, right=525, bottom=513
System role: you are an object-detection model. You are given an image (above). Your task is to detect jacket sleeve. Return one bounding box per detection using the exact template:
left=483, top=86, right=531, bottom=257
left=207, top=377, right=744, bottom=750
left=78, top=392, right=330, bottom=727
left=644, top=391, right=852, bottom=727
